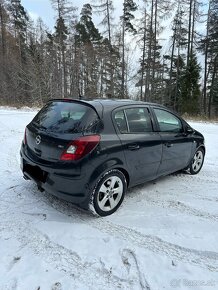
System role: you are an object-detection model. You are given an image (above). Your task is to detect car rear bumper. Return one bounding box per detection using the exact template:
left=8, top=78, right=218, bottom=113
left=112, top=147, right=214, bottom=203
left=20, top=146, right=91, bottom=206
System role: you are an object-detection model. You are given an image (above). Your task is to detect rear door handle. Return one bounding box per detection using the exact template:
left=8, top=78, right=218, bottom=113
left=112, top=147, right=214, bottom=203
left=164, top=142, right=173, bottom=148
left=128, top=144, right=140, bottom=151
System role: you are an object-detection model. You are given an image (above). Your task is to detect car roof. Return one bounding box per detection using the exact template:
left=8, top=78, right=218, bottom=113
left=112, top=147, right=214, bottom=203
left=50, top=98, right=168, bottom=117
left=81, top=99, right=170, bottom=117
left=82, top=98, right=160, bottom=109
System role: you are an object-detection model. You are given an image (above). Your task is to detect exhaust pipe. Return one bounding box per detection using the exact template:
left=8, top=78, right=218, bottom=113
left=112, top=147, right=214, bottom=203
left=37, top=185, right=45, bottom=192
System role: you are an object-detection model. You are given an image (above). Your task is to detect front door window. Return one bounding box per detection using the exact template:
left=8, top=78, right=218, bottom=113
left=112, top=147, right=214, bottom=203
left=154, top=109, right=183, bottom=133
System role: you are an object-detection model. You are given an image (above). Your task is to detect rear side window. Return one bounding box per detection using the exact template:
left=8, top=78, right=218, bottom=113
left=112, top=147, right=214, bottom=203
left=32, top=101, right=99, bottom=133
left=125, top=108, right=152, bottom=133
left=114, top=111, right=128, bottom=133
left=114, top=107, right=152, bottom=133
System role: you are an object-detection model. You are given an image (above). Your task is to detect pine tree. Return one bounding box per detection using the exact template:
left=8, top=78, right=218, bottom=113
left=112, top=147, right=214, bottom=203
left=164, top=54, right=186, bottom=109
left=136, top=7, right=148, bottom=101
left=120, top=0, right=137, bottom=97
left=186, top=0, right=203, bottom=65
left=75, top=4, right=103, bottom=97
left=136, top=0, right=172, bottom=102
left=209, top=56, right=218, bottom=116
left=54, top=16, right=68, bottom=97
left=207, top=0, right=218, bottom=117
left=163, top=4, right=187, bottom=109
left=180, top=52, right=201, bottom=114
left=27, top=18, right=57, bottom=104
left=50, top=0, right=77, bottom=98
left=45, top=31, right=61, bottom=99
left=198, top=0, right=218, bottom=117
left=198, top=1, right=211, bottom=114
left=0, top=0, right=7, bottom=56
left=92, top=0, right=114, bottom=44
left=8, top=0, right=29, bottom=60
left=210, top=70, right=218, bottom=116
left=92, top=0, right=115, bottom=97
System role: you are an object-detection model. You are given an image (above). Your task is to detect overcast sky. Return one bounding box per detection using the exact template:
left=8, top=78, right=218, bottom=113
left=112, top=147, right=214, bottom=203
left=21, top=0, right=53, bottom=28
left=21, top=0, right=125, bottom=30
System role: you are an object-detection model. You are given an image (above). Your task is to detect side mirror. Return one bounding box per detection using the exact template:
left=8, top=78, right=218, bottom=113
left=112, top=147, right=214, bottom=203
left=186, top=127, right=194, bottom=134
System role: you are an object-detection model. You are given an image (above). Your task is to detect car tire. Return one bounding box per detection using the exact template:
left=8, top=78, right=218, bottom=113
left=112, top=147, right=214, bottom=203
left=188, top=147, right=205, bottom=175
left=89, top=169, right=127, bottom=217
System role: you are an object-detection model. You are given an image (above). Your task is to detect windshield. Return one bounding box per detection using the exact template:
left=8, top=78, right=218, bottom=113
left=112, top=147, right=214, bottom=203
left=32, top=101, right=100, bottom=134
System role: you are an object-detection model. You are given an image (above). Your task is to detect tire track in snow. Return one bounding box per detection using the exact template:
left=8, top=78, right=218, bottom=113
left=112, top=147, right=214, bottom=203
left=0, top=278, right=18, bottom=290
left=0, top=219, right=131, bottom=290
left=87, top=218, right=218, bottom=272
left=28, top=188, right=218, bottom=272
left=121, top=249, right=151, bottom=290
left=172, top=172, right=218, bottom=185
left=130, top=185, right=218, bottom=205
left=2, top=181, right=218, bottom=279
left=141, top=195, right=218, bottom=222
left=30, top=178, right=218, bottom=225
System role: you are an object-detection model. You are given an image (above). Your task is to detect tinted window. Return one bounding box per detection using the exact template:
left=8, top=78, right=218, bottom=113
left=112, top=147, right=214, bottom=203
left=32, top=101, right=99, bottom=133
left=125, top=108, right=152, bottom=133
left=154, top=108, right=182, bottom=132
left=114, top=111, right=128, bottom=133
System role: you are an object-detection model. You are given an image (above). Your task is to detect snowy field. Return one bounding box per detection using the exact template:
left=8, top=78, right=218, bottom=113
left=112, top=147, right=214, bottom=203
left=0, top=108, right=218, bottom=290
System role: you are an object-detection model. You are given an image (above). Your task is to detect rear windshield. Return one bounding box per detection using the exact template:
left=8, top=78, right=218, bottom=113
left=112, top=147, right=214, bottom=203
left=32, top=101, right=100, bottom=133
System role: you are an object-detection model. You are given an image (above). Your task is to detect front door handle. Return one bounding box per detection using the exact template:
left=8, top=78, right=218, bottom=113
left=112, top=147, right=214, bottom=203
left=164, top=142, right=173, bottom=148
left=128, top=144, right=140, bottom=151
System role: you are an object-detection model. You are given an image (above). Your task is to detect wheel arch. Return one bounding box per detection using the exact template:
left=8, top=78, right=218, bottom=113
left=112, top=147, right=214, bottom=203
left=88, top=159, right=130, bottom=188
left=115, top=167, right=130, bottom=187
left=198, top=145, right=206, bottom=154
left=193, top=144, right=206, bottom=157
left=191, top=142, right=205, bottom=159
left=188, top=144, right=205, bottom=175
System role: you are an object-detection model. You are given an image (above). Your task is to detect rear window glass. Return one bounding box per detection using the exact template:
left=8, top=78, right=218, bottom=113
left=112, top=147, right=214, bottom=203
left=32, top=101, right=99, bottom=133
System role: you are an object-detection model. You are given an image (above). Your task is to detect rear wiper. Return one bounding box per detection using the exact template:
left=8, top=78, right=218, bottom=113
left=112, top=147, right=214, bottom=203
left=32, top=122, right=47, bottom=131
left=48, top=118, right=69, bottom=132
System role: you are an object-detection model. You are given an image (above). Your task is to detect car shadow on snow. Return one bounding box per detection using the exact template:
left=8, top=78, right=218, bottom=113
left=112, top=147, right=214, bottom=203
left=22, top=171, right=187, bottom=220
left=26, top=182, right=96, bottom=220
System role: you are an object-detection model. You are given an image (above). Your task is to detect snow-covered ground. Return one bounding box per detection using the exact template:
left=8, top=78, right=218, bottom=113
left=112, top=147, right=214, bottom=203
left=0, top=108, right=218, bottom=290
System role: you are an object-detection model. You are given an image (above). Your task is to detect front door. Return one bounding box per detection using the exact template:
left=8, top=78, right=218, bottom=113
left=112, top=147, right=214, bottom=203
left=152, top=108, right=193, bottom=176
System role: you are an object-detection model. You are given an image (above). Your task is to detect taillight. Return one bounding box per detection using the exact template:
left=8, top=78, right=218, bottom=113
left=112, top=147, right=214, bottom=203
left=60, top=135, right=100, bottom=161
left=23, top=128, right=27, bottom=145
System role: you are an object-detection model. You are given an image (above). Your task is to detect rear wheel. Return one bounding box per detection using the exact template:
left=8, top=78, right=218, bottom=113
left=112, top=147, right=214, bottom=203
left=188, top=148, right=205, bottom=175
left=89, top=169, right=127, bottom=216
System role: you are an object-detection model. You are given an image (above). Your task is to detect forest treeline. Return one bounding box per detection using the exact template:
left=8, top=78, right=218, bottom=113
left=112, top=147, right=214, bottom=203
left=0, top=0, right=218, bottom=117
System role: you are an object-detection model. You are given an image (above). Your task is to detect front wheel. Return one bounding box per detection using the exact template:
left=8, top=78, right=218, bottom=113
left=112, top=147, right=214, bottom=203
left=89, top=169, right=127, bottom=217
left=188, top=148, right=205, bottom=175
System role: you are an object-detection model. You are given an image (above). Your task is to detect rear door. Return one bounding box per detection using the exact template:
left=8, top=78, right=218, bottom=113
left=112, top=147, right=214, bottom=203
left=152, top=107, right=193, bottom=175
left=26, top=101, right=100, bottom=162
left=113, top=106, right=162, bottom=184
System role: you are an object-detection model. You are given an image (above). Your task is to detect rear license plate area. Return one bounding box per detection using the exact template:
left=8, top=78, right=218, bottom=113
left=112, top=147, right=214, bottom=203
left=24, top=164, right=48, bottom=183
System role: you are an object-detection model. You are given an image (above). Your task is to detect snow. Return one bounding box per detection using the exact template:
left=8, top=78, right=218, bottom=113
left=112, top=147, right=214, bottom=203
left=0, top=108, right=218, bottom=290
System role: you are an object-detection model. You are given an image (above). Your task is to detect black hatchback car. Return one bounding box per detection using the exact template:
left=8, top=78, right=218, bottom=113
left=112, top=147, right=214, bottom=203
left=20, top=99, right=205, bottom=216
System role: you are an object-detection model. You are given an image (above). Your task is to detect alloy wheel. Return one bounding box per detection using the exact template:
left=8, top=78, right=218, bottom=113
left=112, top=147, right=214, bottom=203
left=192, top=150, right=204, bottom=173
left=97, top=176, right=123, bottom=212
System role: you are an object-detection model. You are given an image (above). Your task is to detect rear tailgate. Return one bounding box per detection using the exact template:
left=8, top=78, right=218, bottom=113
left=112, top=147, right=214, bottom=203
left=26, top=125, right=81, bottom=162
left=25, top=100, right=100, bottom=163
